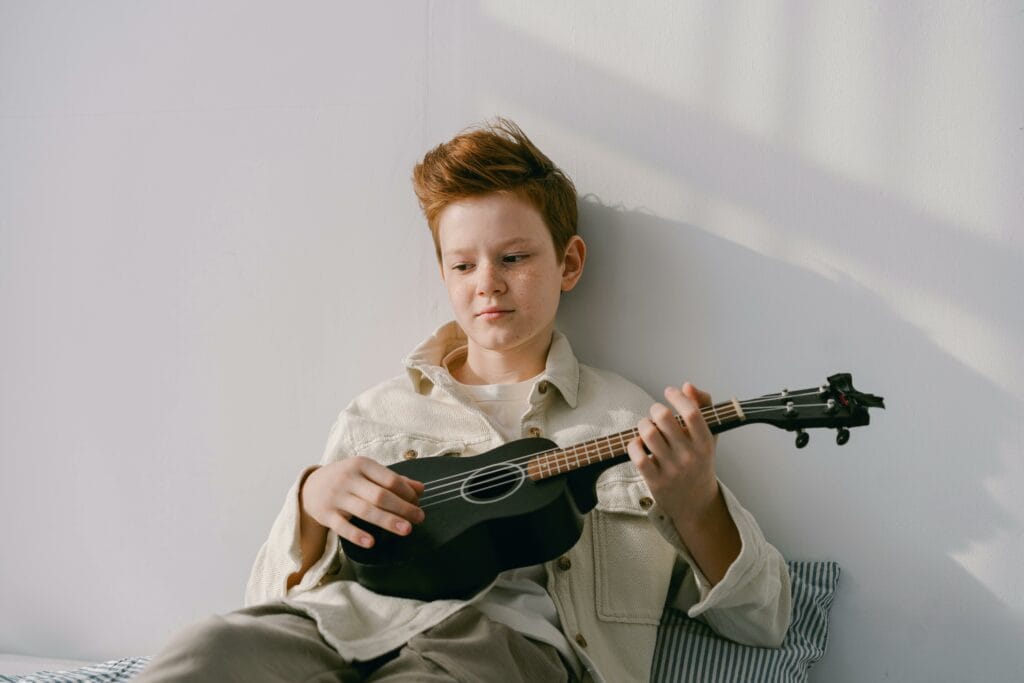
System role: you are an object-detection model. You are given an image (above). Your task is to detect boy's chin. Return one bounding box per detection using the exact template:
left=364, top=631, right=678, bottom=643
left=465, top=325, right=548, bottom=354
left=468, top=330, right=519, bottom=351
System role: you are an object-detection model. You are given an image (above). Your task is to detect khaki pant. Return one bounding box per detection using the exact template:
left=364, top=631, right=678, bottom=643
left=134, top=601, right=572, bottom=682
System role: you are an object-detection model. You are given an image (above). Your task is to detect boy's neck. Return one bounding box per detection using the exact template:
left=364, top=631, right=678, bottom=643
left=448, top=330, right=553, bottom=386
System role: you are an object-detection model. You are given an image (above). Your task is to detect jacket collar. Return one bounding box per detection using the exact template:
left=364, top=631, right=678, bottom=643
left=402, top=320, right=580, bottom=408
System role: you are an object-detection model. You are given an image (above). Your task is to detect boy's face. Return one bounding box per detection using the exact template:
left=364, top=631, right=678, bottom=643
left=437, top=192, right=584, bottom=363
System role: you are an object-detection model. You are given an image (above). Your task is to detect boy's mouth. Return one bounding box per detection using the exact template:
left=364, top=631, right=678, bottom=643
left=477, top=309, right=514, bottom=319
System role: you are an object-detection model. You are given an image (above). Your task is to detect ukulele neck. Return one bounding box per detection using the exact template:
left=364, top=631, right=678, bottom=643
left=526, top=398, right=745, bottom=481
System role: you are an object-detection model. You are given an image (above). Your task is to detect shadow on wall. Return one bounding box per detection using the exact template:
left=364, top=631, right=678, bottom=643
left=424, top=3, right=1023, bottom=678
left=557, top=197, right=1024, bottom=679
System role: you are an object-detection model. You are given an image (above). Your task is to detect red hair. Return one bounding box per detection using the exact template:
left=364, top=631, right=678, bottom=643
left=411, top=117, right=578, bottom=262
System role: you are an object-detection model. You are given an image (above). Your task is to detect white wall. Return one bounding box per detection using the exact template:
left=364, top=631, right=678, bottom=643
left=1, top=2, right=1021, bottom=680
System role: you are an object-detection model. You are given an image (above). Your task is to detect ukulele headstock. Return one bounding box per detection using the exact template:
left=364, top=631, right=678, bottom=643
left=740, top=372, right=885, bottom=448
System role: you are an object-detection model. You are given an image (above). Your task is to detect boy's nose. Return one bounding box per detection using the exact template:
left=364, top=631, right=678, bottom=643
left=475, top=264, right=507, bottom=295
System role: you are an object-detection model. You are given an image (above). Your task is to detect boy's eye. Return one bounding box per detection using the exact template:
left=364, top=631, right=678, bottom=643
left=503, top=254, right=528, bottom=264
left=452, top=263, right=473, bottom=272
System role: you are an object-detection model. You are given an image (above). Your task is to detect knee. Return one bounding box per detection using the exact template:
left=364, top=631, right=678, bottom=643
left=170, top=614, right=250, bottom=655
left=136, top=615, right=251, bottom=682
left=151, top=613, right=252, bottom=667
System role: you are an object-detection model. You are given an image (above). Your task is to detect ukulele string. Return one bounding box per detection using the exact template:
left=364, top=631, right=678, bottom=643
left=415, top=437, right=660, bottom=508
left=414, top=394, right=830, bottom=504
left=416, top=404, right=830, bottom=511
left=417, top=437, right=633, bottom=510
left=728, top=387, right=826, bottom=406
left=414, top=398, right=836, bottom=510
left=411, top=395, right=770, bottom=497
left=415, top=402, right=743, bottom=505
left=412, top=389, right=827, bottom=499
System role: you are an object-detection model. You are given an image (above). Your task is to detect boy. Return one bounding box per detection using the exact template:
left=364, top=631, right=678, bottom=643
left=137, top=118, right=791, bottom=682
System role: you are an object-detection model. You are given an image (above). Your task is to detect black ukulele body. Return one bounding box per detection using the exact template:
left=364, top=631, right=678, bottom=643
left=341, top=437, right=626, bottom=601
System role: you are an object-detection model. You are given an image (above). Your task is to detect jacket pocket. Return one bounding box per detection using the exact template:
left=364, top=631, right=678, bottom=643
left=591, top=481, right=676, bottom=624
left=354, top=433, right=470, bottom=467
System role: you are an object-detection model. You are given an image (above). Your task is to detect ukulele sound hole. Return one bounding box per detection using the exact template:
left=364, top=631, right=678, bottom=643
left=461, top=463, right=524, bottom=504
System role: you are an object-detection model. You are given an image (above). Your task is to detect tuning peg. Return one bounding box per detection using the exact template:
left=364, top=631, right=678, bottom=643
left=836, top=427, right=850, bottom=445
left=795, top=430, right=810, bottom=449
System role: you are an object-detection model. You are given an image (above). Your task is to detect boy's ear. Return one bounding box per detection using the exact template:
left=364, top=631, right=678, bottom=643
left=560, top=235, right=586, bottom=292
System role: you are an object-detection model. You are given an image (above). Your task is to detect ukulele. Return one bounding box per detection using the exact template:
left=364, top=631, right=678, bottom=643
left=340, top=372, right=884, bottom=601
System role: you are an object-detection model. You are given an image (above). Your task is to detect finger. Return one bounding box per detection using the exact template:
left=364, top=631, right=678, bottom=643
left=683, top=382, right=713, bottom=408
left=405, top=477, right=425, bottom=497
left=325, top=510, right=378, bottom=549
left=650, top=399, right=690, bottom=446
left=638, top=415, right=672, bottom=459
left=354, top=477, right=425, bottom=523
left=342, top=491, right=421, bottom=540
left=359, top=459, right=423, bottom=503
left=626, top=435, right=659, bottom=475
left=668, top=385, right=714, bottom=446
left=684, top=383, right=722, bottom=443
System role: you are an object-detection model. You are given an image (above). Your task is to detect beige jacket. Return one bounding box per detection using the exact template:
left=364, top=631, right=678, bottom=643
left=246, top=322, right=792, bottom=682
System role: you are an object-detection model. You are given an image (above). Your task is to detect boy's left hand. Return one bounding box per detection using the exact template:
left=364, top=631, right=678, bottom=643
left=626, top=382, right=721, bottom=524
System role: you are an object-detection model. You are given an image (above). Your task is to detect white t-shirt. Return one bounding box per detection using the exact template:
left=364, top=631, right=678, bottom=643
left=452, top=374, right=583, bottom=679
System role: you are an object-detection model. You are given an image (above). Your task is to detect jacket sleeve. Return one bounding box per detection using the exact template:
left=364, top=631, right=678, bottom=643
left=649, top=480, right=793, bottom=647
left=244, top=412, right=350, bottom=606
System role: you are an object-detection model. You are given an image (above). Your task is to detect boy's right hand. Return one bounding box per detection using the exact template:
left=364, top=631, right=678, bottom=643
left=301, top=457, right=425, bottom=549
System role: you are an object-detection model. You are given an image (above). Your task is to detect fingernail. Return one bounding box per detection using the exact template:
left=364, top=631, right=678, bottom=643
left=396, top=521, right=411, bottom=534
left=361, top=535, right=373, bottom=547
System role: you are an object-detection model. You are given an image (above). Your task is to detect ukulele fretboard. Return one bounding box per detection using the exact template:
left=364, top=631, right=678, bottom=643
left=526, top=399, right=745, bottom=480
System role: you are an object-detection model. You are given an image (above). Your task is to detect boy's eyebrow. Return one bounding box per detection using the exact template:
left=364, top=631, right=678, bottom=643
left=442, top=237, right=538, bottom=258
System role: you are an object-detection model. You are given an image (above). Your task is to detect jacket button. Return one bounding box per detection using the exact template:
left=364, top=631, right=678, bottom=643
left=538, top=381, right=548, bottom=394
left=557, top=556, right=572, bottom=571
left=575, top=633, right=588, bottom=648
left=528, top=427, right=542, bottom=437
left=638, top=496, right=654, bottom=509
left=404, top=449, right=418, bottom=460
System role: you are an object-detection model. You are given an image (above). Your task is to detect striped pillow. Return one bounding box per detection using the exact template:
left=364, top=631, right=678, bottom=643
left=652, top=561, right=839, bottom=682
left=0, top=657, right=150, bottom=683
